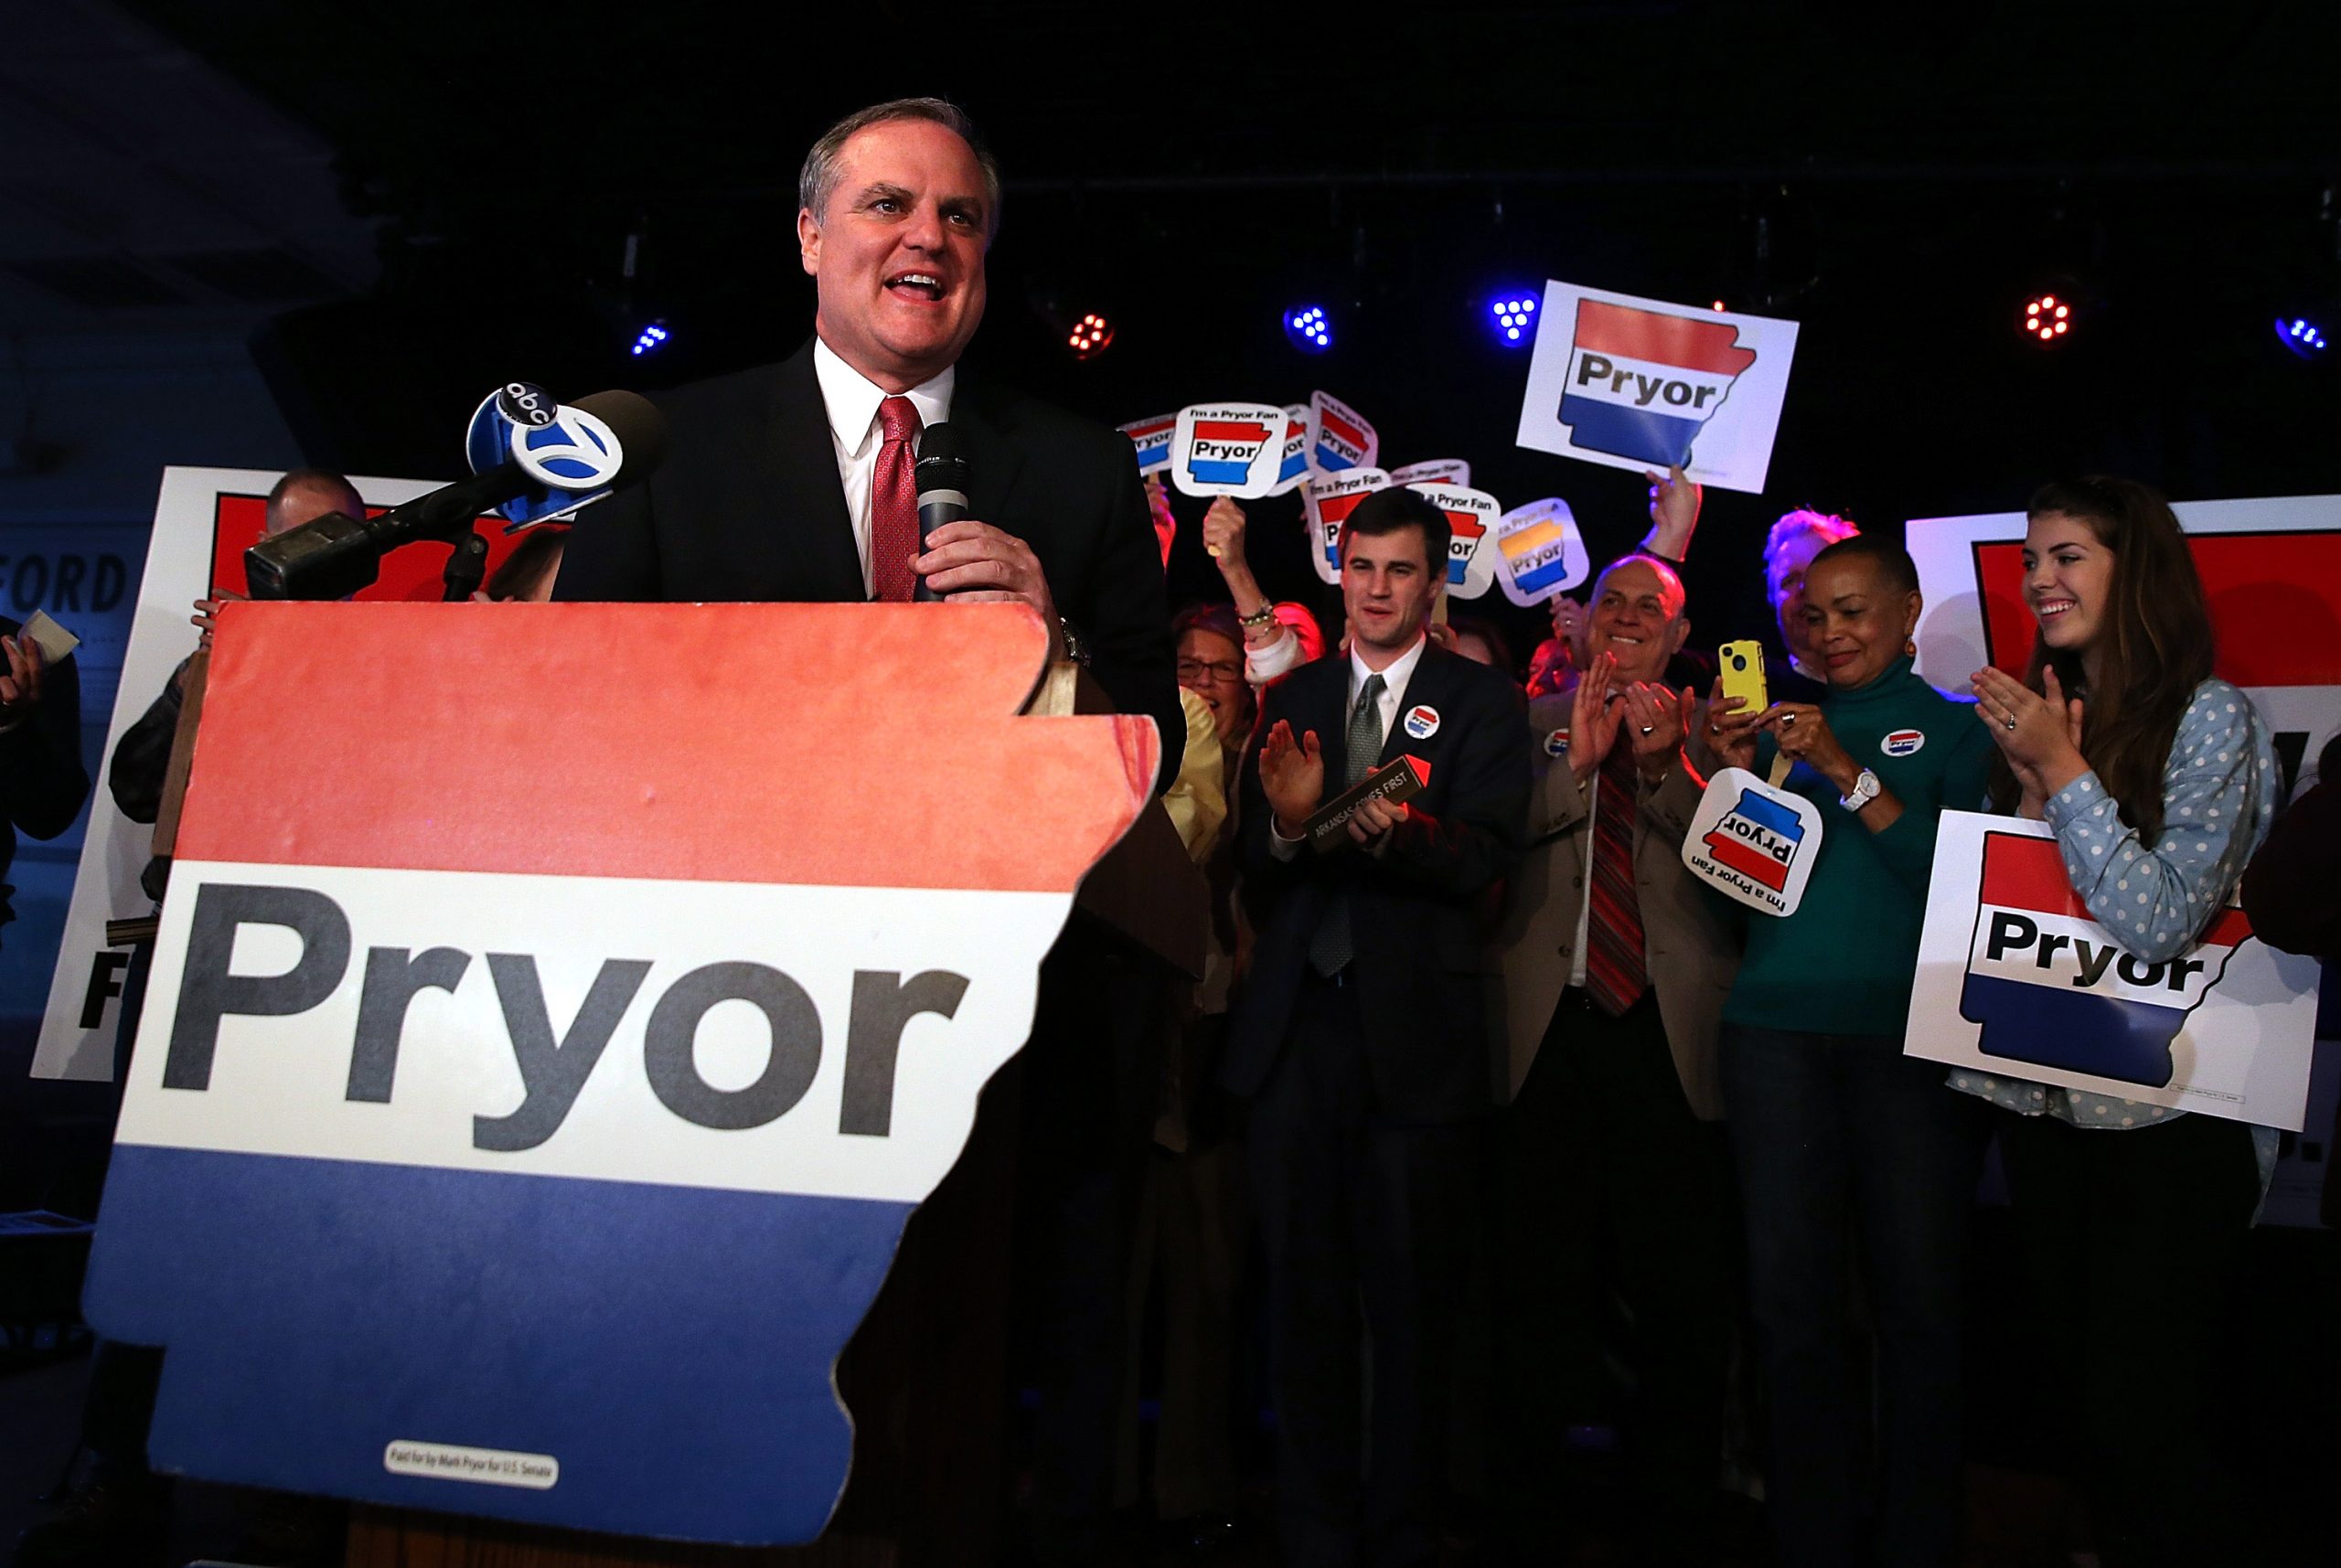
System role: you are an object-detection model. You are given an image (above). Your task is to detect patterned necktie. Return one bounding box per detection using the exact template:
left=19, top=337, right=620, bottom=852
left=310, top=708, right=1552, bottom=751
left=1308, top=673, right=1386, bottom=976
left=1584, top=734, right=1649, bottom=1016
left=869, top=395, right=923, bottom=603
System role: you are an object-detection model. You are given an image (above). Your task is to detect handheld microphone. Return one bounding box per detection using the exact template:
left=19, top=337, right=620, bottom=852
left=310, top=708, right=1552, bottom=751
left=245, top=389, right=667, bottom=602
left=913, top=422, right=969, bottom=603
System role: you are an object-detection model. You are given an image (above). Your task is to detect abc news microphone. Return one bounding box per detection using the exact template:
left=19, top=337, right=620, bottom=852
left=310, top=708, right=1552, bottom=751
left=244, top=388, right=668, bottom=601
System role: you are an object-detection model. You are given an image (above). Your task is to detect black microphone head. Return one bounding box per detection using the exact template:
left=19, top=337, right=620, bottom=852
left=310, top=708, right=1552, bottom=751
left=915, top=421, right=968, bottom=491
left=569, top=390, right=668, bottom=484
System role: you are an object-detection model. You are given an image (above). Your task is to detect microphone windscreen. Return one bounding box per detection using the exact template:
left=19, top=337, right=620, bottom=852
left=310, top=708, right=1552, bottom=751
left=915, top=421, right=963, bottom=465
left=571, top=390, right=668, bottom=482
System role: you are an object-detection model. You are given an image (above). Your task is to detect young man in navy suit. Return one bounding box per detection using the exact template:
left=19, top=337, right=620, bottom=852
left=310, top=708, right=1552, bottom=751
left=1227, top=486, right=1528, bottom=1568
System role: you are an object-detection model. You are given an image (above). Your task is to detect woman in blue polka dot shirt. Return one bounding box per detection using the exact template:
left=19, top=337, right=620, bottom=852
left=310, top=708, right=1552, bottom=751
left=1966, top=476, right=2279, bottom=1568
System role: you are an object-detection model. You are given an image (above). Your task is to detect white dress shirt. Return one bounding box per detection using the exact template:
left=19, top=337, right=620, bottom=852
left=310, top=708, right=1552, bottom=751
left=811, top=336, right=955, bottom=598
left=1269, top=633, right=1427, bottom=856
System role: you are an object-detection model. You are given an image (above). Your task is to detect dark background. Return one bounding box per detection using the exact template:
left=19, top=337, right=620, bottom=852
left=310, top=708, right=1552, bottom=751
left=104, top=0, right=2341, bottom=658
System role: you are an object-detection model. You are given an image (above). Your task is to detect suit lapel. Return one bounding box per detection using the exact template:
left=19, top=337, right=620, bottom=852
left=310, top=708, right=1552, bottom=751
left=767, top=342, right=870, bottom=603
left=1379, top=645, right=1448, bottom=770
left=949, top=374, right=1029, bottom=538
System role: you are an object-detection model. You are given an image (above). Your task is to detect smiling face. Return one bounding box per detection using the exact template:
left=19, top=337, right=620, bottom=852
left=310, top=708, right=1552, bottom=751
left=1177, top=626, right=1251, bottom=747
left=1341, top=525, right=1439, bottom=665
left=797, top=117, right=990, bottom=392
left=1802, top=554, right=1920, bottom=690
left=1585, top=558, right=1688, bottom=687
left=2022, top=509, right=2115, bottom=665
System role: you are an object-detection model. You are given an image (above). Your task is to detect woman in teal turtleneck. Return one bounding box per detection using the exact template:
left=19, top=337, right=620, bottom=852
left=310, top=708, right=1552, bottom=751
left=1705, top=534, right=1994, bottom=1568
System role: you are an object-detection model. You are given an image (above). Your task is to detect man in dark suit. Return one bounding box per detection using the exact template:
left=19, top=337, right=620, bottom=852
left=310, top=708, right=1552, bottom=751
left=553, top=99, right=1181, bottom=1565
left=552, top=96, right=1180, bottom=790
left=1227, top=487, right=1528, bottom=1568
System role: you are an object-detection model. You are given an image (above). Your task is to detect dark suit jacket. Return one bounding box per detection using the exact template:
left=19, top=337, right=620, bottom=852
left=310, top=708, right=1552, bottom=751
left=1224, top=645, right=1529, bottom=1124
left=552, top=340, right=1181, bottom=793
left=0, top=613, right=88, bottom=933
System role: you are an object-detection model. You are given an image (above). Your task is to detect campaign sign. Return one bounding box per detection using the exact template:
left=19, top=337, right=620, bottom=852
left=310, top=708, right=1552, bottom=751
left=1406, top=482, right=1502, bottom=599
left=1389, top=458, right=1471, bottom=488
left=1308, top=389, right=1379, bottom=474
left=1118, top=412, right=1179, bottom=475
left=1905, top=813, right=2319, bottom=1129
left=1679, top=766, right=1823, bottom=916
left=80, top=602, right=1156, bottom=1541
left=1272, top=404, right=1312, bottom=495
left=1516, top=282, right=1800, bottom=494
left=1493, top=496, right=1591, bottom=607
left=1171, top=401, right=1288, bottom=498
left=1301, top=467, right=1390, bottom=586
left=36, top=470, right=539, bottom=1083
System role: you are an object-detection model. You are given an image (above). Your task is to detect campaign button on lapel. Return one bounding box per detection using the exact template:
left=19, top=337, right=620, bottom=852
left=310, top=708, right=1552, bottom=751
left=1544, top=728, right=1570, bottom=757
left=1404, top=704, right=1440, bottom=741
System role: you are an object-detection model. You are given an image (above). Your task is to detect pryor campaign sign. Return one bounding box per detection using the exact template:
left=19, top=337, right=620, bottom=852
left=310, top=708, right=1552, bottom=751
left=1905, top=813, right=2319, bottom=1128
left=80, top=602, right=1156, bottom=1542
left=1516, top=282, right=1800, bottom=494
left=1301, top=466, right=1391, bottom=587
left=1170, top=402, right=1289, bottom=497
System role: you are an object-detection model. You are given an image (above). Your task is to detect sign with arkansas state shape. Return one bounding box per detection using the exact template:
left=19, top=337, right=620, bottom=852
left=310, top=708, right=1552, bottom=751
left=1406, top=482, right=1502, bottom=600
left=1301, top=466, right=1390, bottom=586
left=1679, top=765, right=1824, bottom=917
left=80, top=602, right=1156, bottom=1544
left=1903, top=812, right=2319, bottom=1129
left=1307, top=389, right=1379, bottom=474
left=1493, top=496, right=1591, bottom=606
left=1171, top=402, right=1289, bottom=497
left=1516, top=281, right=1800, bottom=494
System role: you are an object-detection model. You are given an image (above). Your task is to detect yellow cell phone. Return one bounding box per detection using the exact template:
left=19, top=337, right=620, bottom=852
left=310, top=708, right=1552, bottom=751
left=1718, top=640, right=1769, bottom=715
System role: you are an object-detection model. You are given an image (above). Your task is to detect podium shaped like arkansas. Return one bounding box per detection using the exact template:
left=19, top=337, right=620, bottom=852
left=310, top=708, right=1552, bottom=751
left=82, top=601, right=1158, bottom=1545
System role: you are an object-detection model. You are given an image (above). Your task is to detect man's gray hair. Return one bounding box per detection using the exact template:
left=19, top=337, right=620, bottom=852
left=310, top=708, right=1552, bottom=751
left=797, top=98, right=1001, bottom=237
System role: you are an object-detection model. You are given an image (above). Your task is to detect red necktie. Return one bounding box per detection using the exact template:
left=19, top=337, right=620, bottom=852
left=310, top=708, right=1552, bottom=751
left=1585, top=738, right=1649, bottom=1017
left=869, top=395, right=922, bottom=603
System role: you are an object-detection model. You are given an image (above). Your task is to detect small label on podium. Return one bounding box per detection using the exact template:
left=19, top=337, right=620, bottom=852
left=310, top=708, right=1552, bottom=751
left=1304, top=754, right=1431, bottom=850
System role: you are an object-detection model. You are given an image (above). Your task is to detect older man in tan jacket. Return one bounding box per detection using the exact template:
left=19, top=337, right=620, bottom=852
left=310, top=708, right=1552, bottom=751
left=1488, top=553, right=1742, bottom=1567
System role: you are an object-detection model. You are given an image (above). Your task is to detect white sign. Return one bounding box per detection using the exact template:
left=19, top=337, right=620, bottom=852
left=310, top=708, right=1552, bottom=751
left=1492, top=496, right=1590, bottom=606
left=1406, top=482, right=1501, bottom=600
left=33, top=468, right=444, bottom=1081
left=1271, top=404, right=1312, bottom=496
left=1170, top=402, right=1289, bottom=498
left=1905, top=813, right=2321, bottom=1129
left=1307, top=389, right=1378, bottom=474
left=1301, top=466, right=1389, bottom=587
left=1678, top=766, right=1823, bottom=916
left=1515, top=281, right=1800, bottom=495
left=1389, top=459, right=1470, bottom=488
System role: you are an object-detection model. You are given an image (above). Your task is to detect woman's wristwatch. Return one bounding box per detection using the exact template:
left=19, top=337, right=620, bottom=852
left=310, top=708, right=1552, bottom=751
left=1838, top=767, right=1881, bottom=812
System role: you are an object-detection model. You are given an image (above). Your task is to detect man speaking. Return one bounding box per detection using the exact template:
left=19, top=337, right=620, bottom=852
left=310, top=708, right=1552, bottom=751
left=554, top=96, right=1181, bottom=788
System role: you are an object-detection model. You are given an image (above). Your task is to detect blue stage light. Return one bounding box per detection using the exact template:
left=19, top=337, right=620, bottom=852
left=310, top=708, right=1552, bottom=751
left=1285, top=304, right=1332, bottom=353
left=1490, top=292, right=1539, bottom=347
left=2275, top=315, right=2328, bottom=358
left=629, top=322, right=670, bottom=357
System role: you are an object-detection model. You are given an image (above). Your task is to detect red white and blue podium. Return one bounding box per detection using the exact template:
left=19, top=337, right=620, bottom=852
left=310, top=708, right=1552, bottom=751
left=81, top=601, right=1170, bottom=1560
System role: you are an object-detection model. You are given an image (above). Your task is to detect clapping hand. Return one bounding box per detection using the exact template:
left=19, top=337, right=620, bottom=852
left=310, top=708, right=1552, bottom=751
left=1568, top=652, right=1622, bottom=782
left=1259, top=720, right=1326, bottom=838
left=1620, top=683, right=1695, bottom=780
left=1972, top=665, right=2087, bottom=812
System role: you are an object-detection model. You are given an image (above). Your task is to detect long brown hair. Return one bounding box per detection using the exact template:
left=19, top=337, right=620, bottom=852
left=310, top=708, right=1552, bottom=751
left=1988, top=476, right=2214, bottom=845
